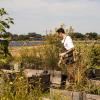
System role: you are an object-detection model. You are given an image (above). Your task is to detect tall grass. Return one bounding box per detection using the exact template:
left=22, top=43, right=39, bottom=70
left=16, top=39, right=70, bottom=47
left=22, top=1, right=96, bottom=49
left=0, top=71, right=43, bottom=100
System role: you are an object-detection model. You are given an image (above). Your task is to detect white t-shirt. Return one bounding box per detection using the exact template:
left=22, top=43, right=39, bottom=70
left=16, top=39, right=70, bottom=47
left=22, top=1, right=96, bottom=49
left=61, top=35, right=74, bottom=50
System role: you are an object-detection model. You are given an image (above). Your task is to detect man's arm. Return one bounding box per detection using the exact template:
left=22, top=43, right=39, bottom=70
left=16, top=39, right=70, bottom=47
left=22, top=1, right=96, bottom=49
left=59, top=48, right=75, bottom=57
left=66, top=48, right=75, bottom=54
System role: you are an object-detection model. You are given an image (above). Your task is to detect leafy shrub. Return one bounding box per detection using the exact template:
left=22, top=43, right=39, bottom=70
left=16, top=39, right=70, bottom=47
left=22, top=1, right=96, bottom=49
left=89, top=44, right=100, bottom=68
left=19, top=47, right=43, bottom=69
left=0, top=72, right=43, bottom=100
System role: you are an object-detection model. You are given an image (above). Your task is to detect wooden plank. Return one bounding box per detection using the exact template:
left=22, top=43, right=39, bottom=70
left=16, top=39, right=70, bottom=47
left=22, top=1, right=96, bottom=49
left=50, top=89, right=100, bottom=100
left=87, top=94, right=100, bottom=100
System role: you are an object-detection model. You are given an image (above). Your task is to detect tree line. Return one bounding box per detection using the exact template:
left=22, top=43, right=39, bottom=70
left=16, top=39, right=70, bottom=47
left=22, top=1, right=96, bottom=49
left=0, top=32, right=43, bottom=41
left=70, top=32, right=100, bottom=40
left=0, top=31, right=100, bottom=41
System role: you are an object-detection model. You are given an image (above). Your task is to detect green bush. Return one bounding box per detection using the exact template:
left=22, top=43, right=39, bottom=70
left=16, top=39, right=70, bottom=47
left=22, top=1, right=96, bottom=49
left=89, top=44, right=100, bottom=68
left=19, top=47, right=43, bottom=69
left=0, top=8, right=14, bottom=68
left=0, top=72, right=43, bottom=100
left=0, top=40, right=12, bottom=68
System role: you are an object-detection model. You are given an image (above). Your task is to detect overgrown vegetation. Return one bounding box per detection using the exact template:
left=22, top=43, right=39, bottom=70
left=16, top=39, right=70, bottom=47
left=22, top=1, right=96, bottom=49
left=0, top=72, right=43, bottom=100
left=9, top=34, right=100, bottom=94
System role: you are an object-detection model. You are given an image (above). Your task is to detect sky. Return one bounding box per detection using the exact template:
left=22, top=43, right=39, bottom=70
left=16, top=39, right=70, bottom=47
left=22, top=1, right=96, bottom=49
left=0, top=0, right=100, bottom=35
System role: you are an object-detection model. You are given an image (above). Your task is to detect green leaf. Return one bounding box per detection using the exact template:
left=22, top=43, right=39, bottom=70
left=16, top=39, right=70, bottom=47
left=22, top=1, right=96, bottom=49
left=0, top=8, right=7, bottom=16
left=9, top=17, right=14, bottom=20
left=0, top=24, right=6, bottom=32
left=0, top=21, right=10, bottom=28
left=10, top=21, right=14, bottom=24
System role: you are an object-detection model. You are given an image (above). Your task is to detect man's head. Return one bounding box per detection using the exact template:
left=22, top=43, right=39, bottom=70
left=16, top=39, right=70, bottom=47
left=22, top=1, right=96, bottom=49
left=56, top=28, right=65, bottom=38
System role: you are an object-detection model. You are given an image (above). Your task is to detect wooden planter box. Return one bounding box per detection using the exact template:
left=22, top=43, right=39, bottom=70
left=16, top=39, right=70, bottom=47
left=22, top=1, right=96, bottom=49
left=25, top=69, right=51, bottom=92
left=50, top=89, right=100, bottom=100
left=40, top=73, right=50, bottom=92
left=86, top=68, right=100, bottom=80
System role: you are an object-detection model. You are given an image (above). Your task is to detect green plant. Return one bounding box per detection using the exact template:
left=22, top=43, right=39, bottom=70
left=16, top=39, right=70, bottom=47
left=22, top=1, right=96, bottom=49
left=89, top=44, right=100, bottom=68
left=0, top=8, right=14, bottom=34
left=19, top=47, right=43, bottom=69
left=42, top=44, right=59, bottom=70
left=0, top=8, right=14, bottom=68
left=0, top=72, right=43, bottom=100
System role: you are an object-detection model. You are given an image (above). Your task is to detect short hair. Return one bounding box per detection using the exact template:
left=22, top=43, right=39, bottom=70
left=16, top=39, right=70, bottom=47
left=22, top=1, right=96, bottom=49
left=56, top=28, right=65, bottom=34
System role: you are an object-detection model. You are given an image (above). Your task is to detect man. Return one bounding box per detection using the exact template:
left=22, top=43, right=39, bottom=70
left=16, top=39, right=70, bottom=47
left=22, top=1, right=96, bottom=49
left=56, top=28, right=75, bottom=88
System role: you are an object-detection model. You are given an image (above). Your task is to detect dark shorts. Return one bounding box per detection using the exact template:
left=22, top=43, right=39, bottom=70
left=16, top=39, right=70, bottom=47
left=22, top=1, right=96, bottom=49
left=64, top=51, right=75, bottom=65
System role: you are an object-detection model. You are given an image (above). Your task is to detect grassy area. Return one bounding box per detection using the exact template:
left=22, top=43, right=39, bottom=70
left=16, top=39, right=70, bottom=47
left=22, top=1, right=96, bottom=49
left=0, top=39, right=100, bottom=99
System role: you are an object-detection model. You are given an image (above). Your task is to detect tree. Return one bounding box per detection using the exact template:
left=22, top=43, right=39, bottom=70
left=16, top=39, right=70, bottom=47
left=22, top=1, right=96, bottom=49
left=0, top=8, right=14, bottom=67
left=12, top=34, right=19, bottom=41
left=28, top=32, right=42, bottom=40
left=85, top=32, right=98, bottom=40
left=71, top=32, right=84, bottom=40
left=97, top=34, right=100, bottom=40
left=0, top=8, right=14, bottom=34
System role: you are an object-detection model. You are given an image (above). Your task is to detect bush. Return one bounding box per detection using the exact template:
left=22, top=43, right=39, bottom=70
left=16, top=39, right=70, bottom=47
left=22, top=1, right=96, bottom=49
left=0, top=72, right=43, bottom=100
left=89, top=44, right=100, bottom=67
left=0, top=40, right=12, bottom=68
left=19, top=47, right=43, bottom=69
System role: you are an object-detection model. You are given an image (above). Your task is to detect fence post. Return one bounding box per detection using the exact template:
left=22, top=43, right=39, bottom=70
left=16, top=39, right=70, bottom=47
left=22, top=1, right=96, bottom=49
left=79, top=92, right=86, bottom=100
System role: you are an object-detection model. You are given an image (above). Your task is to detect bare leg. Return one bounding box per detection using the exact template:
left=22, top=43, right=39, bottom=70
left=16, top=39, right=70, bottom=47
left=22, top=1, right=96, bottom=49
left=67, top=64, right=75, bottom=83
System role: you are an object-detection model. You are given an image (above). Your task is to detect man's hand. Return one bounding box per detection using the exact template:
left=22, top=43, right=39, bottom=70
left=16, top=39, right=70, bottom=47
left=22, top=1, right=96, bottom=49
left=59, top=52, right=67, bottom=57
left=58, top=53, right=66, bottom=67
left=58, top=60, right=61, bottom=67
left=67, top=48, right=75, bottom=54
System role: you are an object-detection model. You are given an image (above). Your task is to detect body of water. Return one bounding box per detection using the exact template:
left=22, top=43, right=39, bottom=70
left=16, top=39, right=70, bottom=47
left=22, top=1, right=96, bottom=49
left=9, top=40, right=100, bottom=46
left=9, top=41, right=44, bottom=46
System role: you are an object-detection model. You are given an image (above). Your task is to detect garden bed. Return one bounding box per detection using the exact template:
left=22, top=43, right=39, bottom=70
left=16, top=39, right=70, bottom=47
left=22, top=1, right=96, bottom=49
left=50, top=89, right=100, bottom=100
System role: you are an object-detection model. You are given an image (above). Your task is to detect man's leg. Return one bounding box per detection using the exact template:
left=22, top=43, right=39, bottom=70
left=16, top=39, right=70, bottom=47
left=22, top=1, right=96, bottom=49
left=67, top=64, right=75, bottom=83
left=60, top=73, right=67, bottom=89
